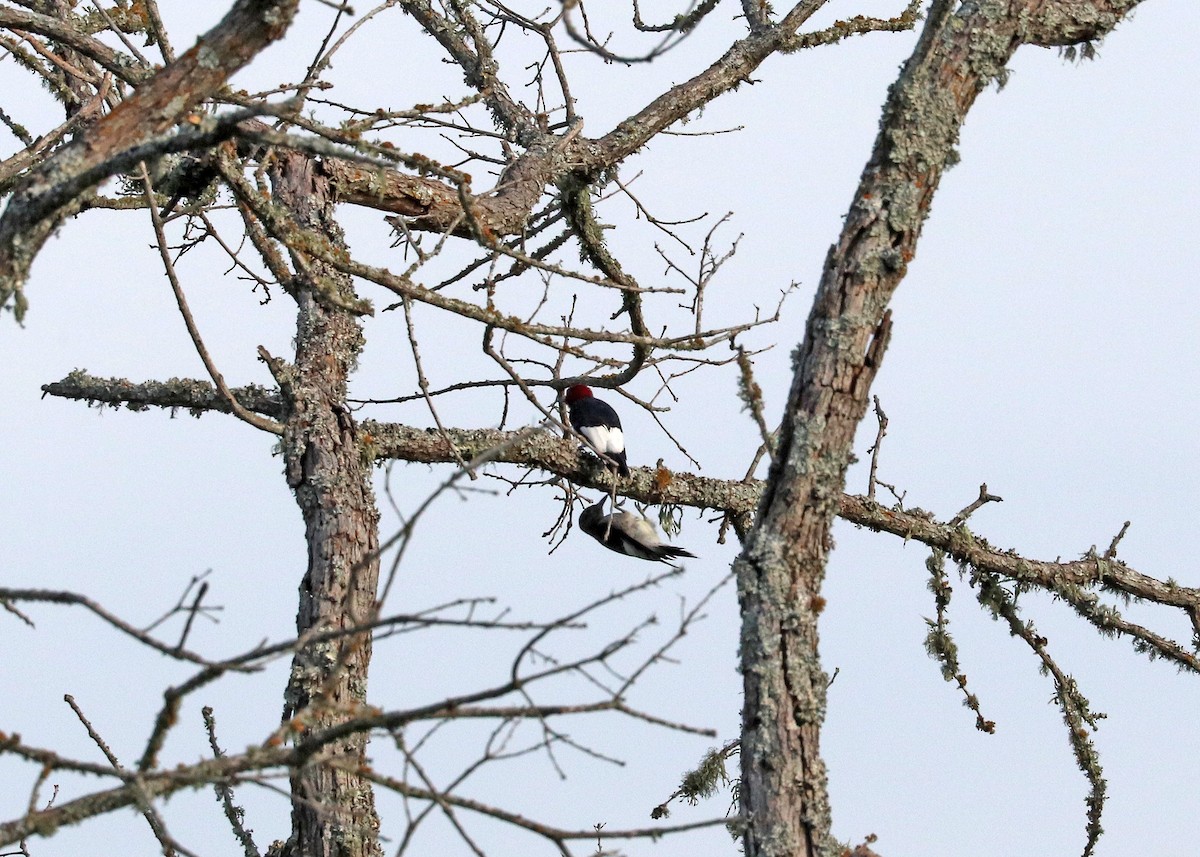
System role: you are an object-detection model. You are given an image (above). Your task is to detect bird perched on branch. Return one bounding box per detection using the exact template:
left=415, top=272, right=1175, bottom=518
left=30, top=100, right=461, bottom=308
left=579, top=497, right=697, bottom=565
left=564, top=384, right=630, bottom=476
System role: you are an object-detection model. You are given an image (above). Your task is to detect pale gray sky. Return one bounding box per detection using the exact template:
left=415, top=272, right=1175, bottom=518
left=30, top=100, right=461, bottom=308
left=2, top=1, right=1198, bottom=855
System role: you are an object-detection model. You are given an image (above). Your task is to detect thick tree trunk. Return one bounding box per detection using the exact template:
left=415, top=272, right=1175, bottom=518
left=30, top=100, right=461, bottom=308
left=737, top=2, right=1028, bottom=854
left=730, top=3, right=1147, bottom=855
left=271, top=152, right=383, bottom=857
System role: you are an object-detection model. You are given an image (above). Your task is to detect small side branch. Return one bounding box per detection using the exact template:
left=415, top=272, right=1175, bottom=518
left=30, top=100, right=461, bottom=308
left=948, top=483, right=1003, bottom=527
left=36, top=374, right=1200, bottom=672
left=139, top=163, right=282, bottom=435
left=0, top=588, right=232, bottom=668
left=201, top=708, right=259, bottom=857
left=979, top=572, right=1107, bottom=857
left=42, top=371, right=283, bottom=418
left=865, top=396, right=887, bottom=500
left=63, top=695, right=184, bottom=857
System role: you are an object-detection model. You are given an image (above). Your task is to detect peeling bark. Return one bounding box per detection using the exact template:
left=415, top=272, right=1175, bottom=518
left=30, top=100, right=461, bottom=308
left=0, top=0, right=300, bottom=316
left=735, top=0, right=1146, bottom=854
left=5, top=0, right=1163, bottom=852
left=271, top=152, right=382, bottom=857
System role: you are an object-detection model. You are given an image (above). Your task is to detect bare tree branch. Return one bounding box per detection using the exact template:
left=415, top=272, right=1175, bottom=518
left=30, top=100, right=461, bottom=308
left=34, top=371, right=1200, bottom=675
left=0, top=0, right=302, bottom=318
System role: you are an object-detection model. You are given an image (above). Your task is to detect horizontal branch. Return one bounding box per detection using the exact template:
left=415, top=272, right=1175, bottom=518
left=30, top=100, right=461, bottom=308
left=364, top=420, right=764, bottom=511
left=0, top=740, right=292, bottom=846
left=839, top=495, right=1200, bottom=620
left=40, top=371, right=1200, bottom=643
left=42, top=370, right=283, bottom=418
left=0, top=588, right=221, bottom=667
left=369, top=422, right=1200, bottom=641
left=323, top=157, right=462, bottom=218
left=363, top=763, right=736, bottom=844
left=324, top=2, right=923, bottom=236
left=0, top=727, right=729, bottom=848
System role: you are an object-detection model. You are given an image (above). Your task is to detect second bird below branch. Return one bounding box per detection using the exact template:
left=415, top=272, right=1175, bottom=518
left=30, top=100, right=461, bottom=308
left=39, top=373, right=1199, bottom=619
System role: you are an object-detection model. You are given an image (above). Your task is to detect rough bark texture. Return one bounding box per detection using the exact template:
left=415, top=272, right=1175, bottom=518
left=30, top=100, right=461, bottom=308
left=734, top=0, right=1141, bottom=853
left=46, top=373, right=1200, bottom=627
left=0, top=0, right=299, bottom=315
left=271, top=152, right=383, bottom=857
left=326, top=3, right=864, bottom=239
left=0, top=6, right=150, bottom=86
left=6, top=1, right=1158, bottom=853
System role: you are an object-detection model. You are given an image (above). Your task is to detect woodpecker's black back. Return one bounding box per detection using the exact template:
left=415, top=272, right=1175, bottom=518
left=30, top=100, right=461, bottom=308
left=569, top=396, right=621, bottom=432
left=566, top=394, right=630, bottom=476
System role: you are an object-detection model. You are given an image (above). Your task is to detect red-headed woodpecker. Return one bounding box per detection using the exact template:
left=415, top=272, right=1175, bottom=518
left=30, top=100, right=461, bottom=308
left=579, top=497, right=697, bottom=565
left=564, top=384, right=630, bottom=476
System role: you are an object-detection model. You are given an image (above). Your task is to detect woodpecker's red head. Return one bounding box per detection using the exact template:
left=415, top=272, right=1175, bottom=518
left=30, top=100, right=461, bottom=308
left=564, top=385, right=593, bottom=406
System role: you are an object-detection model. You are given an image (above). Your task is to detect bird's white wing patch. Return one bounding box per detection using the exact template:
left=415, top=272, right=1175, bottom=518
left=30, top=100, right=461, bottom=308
left=623, top=513, right=662, bottom=548
left=580, top=424, right=624, bottom=455
left=611, top=511, right=664, bottom=560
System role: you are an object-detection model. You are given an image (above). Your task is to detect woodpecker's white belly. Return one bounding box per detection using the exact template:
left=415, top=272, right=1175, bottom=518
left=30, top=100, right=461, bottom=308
left=580, top=424, right=624, bottom=455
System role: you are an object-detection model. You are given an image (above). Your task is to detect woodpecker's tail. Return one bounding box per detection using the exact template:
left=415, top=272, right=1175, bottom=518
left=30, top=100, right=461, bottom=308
left=609, top=450, right=630, bottom=477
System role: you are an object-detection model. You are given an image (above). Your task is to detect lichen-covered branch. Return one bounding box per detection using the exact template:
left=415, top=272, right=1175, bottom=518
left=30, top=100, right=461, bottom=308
left=0, top=0, right=300, bottom=319
left=40, top=371, right=1200, bottom=673
left=733, top=0, right=1152, bottom=853
left=0, top=6, right=149, bottom=86
left=1023, top=0, right=1144, bottom=45
left=41, top=370, right=284, bottom=418
left=321, top=0, right=924, bottom=238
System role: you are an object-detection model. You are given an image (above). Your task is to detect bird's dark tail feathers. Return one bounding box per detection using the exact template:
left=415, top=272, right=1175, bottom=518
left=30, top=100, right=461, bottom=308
left=656, top=544, right=697, bottom=560
left=608, top=451, right=630, bottom=477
